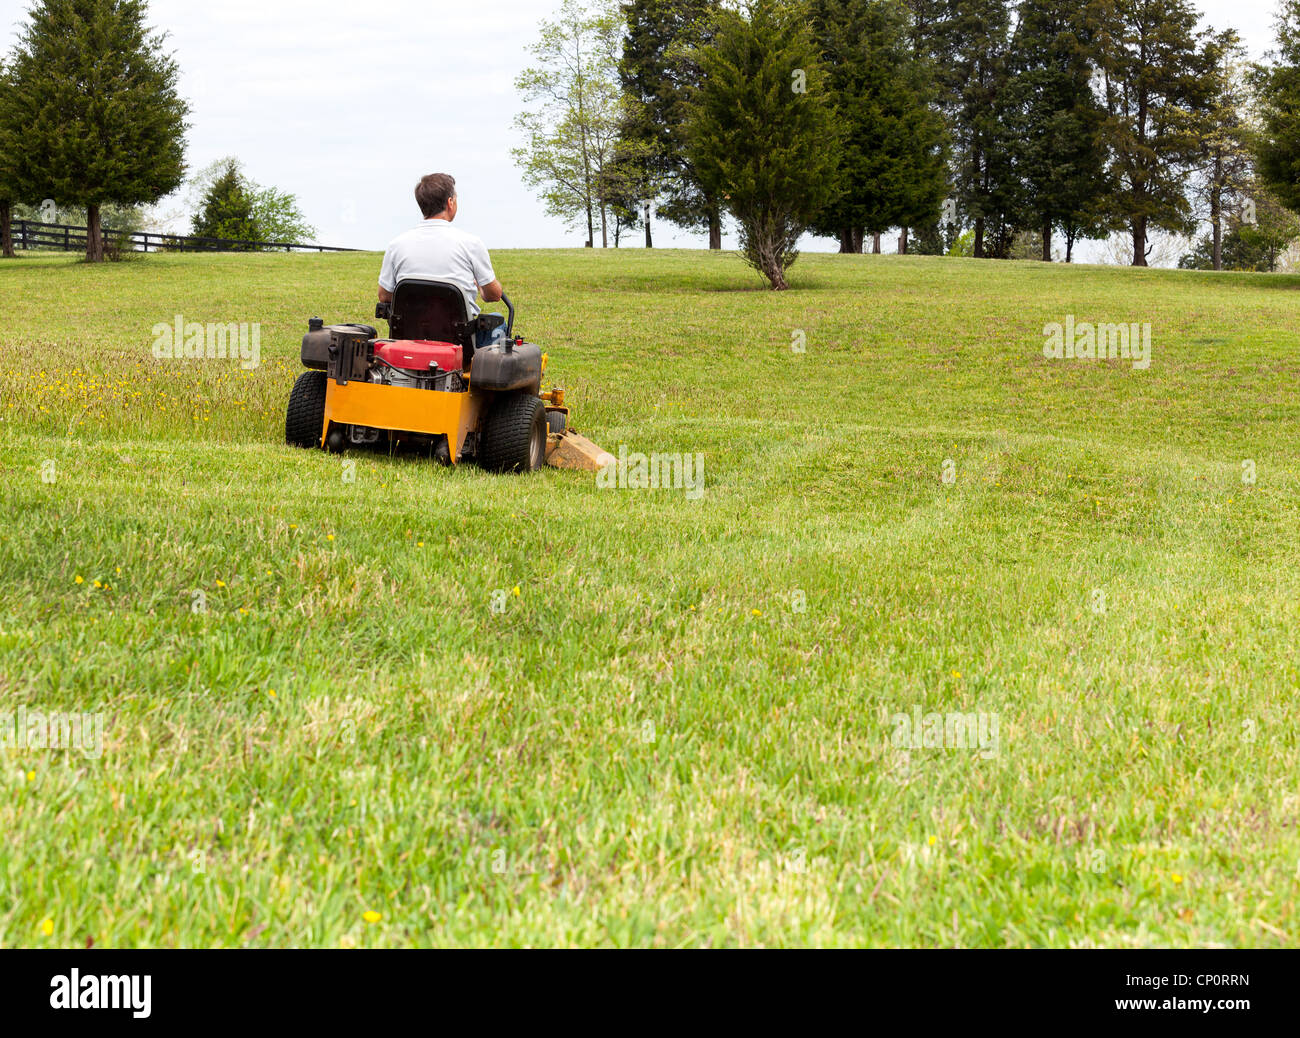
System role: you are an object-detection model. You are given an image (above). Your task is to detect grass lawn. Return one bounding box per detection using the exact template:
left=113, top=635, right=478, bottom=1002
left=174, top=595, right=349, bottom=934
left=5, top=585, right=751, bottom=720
left=1, top=247, right=1298, bottom=947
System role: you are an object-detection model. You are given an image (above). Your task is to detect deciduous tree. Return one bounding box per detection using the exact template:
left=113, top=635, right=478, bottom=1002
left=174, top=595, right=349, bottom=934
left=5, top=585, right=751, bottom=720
left=513, top=0, right=625, bottom=248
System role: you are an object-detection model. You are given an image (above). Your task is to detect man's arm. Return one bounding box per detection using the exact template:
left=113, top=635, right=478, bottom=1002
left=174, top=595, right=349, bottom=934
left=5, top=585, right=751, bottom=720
left=378, top=245, right=396, bottom=303
left=469, top=236, right=503, bottom=303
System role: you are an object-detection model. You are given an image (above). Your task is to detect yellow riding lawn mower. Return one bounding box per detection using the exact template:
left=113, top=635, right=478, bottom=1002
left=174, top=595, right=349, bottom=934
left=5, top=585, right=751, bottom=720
left=285, top=278, right=608, bottom=472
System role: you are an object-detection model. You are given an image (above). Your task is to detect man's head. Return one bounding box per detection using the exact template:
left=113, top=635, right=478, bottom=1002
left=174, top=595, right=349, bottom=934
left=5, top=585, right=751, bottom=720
left=416, top=173, right=457, bottom=221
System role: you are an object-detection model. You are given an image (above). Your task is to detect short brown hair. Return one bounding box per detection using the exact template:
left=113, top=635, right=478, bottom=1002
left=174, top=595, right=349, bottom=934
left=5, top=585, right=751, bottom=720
left=415, top=173, right=456, bottom=218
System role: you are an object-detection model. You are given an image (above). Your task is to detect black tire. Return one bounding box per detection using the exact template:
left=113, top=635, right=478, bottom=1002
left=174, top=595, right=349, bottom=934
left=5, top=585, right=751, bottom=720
left=479, top=393, right=547, bottom=473
left=286, top=371, right=327, bottom=449
left=546, top=409, right=568, bottom=436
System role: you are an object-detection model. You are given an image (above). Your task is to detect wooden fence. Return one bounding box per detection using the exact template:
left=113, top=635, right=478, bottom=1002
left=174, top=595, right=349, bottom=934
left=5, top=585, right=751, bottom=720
left=10, top=219, right=358, bottom=254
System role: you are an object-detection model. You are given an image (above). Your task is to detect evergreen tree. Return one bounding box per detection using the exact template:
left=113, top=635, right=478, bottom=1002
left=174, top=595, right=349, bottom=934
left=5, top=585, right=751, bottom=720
left=0, top=58, right=15, bottom=259
left=941, top=0, right=1016, bottom=258
left=808, top=0, right=947, bottom=254
left=1253, top=1, right=1300, bottom=215
left=1094, top=0, right=1219, bottom=266
left=900, top=0, right=957, bottom=253
left=618, top=0, right=722, bottom=247
left=191, top=160, right=261, bottom=247
left=905, top=0, right=953, bottom=64
left=1001, top=0, right=1110, bottom=262
left=0, top=0, right=188, bottom=262
left=685, top=0, right=841, bottom=288
left=993, top=0, right=1107, bottom=264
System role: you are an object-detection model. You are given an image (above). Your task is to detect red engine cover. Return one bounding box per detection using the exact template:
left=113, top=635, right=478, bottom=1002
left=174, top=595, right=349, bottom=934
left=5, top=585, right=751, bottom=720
left=375, top=340, right=463, bottom=373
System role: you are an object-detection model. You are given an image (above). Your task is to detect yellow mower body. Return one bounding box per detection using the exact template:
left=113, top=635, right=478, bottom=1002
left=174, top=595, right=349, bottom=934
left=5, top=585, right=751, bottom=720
left=321, top=380, right=485, bottom=462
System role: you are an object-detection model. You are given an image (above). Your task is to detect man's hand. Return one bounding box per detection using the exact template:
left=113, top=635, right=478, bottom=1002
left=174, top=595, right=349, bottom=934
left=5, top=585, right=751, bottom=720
left=480, top=279, right=504, bottom=303
left=378, top=286, right=393, bottom=304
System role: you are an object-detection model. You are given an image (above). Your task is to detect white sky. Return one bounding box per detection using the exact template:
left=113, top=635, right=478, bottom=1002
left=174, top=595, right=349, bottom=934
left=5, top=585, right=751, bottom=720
left=0, top=0, right=1284, bottom=253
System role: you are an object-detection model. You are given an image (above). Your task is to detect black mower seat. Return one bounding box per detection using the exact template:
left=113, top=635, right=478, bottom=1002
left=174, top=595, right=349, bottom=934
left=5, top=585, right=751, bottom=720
left=384, top=278, right=472, bottom=345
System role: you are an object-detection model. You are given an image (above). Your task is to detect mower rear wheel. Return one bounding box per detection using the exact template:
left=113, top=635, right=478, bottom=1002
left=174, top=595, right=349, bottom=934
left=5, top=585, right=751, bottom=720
left=286, top=371, right=328, bottom=449
left=479, top=393, right=546, bottom=473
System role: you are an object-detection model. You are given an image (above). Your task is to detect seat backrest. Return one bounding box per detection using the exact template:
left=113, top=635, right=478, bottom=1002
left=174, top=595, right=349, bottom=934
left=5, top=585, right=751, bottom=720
left=389, top=279, right=470, bottom=344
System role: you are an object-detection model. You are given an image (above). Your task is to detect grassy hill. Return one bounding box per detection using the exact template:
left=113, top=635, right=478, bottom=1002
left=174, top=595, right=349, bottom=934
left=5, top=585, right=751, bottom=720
left=2, top=248, right=1299, bottom=947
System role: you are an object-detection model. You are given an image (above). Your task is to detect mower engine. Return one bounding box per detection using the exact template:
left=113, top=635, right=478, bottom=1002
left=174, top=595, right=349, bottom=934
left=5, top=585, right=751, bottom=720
left=369, top=340, right=466, bottom=393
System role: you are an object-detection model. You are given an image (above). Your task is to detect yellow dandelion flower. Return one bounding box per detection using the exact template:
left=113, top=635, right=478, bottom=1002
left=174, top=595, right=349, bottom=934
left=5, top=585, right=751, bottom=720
left=40, top=918, right=53, bottom=937
left=928, top=835, right=937, bottom=846
left=951, top=669, right=962, bottom=679
left=215, top=580, right=226, bottom=588
left=74, top=575, right=84, bottom=584
left=26, top=770, right=35, bottom=782
left=363, top=910, right=382, bottom=924
left=1172, top=873, right=1183, bottom=884
left=512, top=586, right=521, bottom=597
left=751, top=609, right=763, bottom=617
left=327, top=534, right=335, bottom=542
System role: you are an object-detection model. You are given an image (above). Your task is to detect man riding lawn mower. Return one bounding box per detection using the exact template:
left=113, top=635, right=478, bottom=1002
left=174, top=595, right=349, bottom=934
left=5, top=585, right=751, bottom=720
left=284, top=280, right=609, bottom=472
left=285, top=172, right=608, bottom=472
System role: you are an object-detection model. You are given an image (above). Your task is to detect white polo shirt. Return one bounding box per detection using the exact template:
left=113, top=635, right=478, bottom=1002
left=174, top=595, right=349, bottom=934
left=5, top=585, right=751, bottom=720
left=378, top=218, right=496, bottom=317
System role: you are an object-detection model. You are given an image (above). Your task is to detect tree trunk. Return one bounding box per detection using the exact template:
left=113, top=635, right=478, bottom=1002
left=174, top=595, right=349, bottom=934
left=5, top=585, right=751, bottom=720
left=708, top=207, right=721, bottom=250
left=1065, top=234, right=1075, bottom=264
left=851, top=228, right=864, bottom=254
left=0, top=201, right=13, bottom=259
left=872, top=233, right=881, bottom=255
left=1211, top=151, right=1223, bottom=272
left=973, top=217, right=985, bottom=259
left=586, top=202, right=594, bottom=249
left=763, top=253, right=788, bottom=290
left=838, top=228, right=854, bottom=254
left=86, top=203, right=104, bottom=263
left=899, top=228, right=909, bottom=255
left=644, top=202, right=653, bottom=249
left=1042, top=220, right=1052, bottom=262
left=600, top=202, right=608, bottom=249
left=1131, top=218, right=1147, bottom=268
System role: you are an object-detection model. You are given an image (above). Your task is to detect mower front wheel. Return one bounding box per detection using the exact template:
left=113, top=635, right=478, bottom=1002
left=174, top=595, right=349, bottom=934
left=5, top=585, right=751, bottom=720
left=286, top=371, right=327, bottom=449
left=479, top=393, right=547, bottom=473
